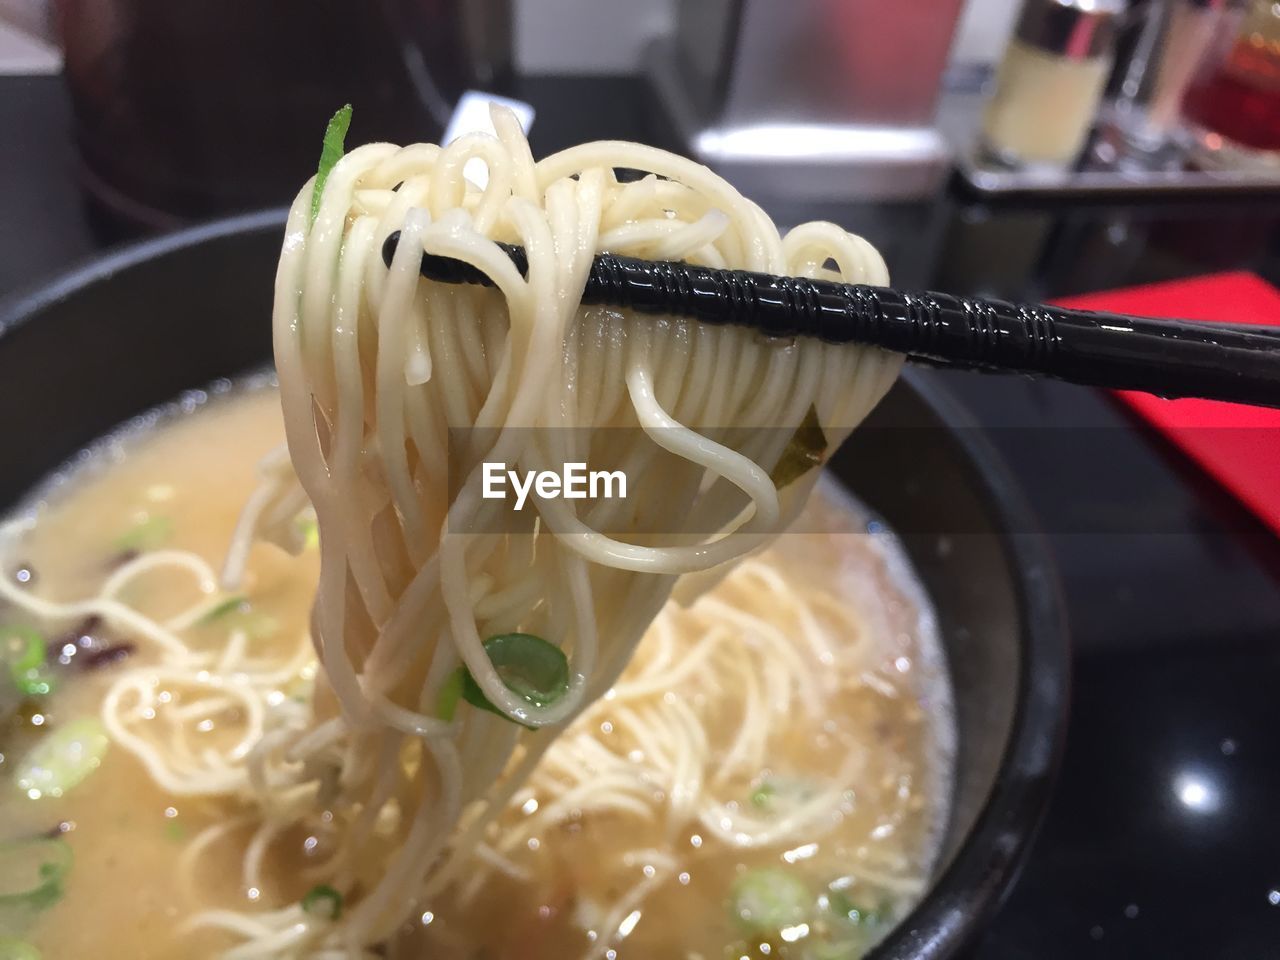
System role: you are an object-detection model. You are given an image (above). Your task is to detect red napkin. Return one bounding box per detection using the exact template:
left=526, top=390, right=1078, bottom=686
left=1052, top=271, right=1280, bottom=537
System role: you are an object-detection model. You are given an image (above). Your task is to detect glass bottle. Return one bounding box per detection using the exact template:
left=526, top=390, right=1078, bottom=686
left=982, top=0, right=1127, bottom=170
left=1181, top=0, right=1280, bottom=165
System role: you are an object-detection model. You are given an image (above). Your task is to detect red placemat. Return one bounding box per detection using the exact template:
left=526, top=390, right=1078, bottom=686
left=1053, top=271, right=1280, bottom=537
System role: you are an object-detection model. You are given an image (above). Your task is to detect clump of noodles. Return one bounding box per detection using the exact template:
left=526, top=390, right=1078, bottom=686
left=228, top=110, right=897, bottom=953
left=0, top=537, right=315, bottom=801
left=434, top=541, right=932, bottom=956
left=247, top=108, right=900, bottom=952
left=1, top=109, right=903, bottom=957
left=0, top=507, right=928, bottom=960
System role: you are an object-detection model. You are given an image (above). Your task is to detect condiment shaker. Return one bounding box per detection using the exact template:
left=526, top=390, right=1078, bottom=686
left=982, top=0, right=1127, bottom=169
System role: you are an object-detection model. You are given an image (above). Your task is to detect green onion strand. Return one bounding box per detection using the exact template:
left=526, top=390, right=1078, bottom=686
left=459, top=633, right=570, bottom=729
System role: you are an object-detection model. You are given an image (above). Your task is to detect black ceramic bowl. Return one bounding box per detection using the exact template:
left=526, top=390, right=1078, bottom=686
left=0, top=212, right=1068, bottom=958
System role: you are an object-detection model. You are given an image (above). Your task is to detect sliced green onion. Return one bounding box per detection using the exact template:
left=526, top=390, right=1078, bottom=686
left=0, top=938, right=41, bottom=960
left=749, top=776, right=815, bottom=815
left=196, top=597, right=277, bottom=640
left=13, top=672, right=53, bottom=698
left=243, top=613, right=278, bottom=640
left=301, top=884, right=343, bottom=921
left=729, top=868, right=811, bottom=936
left=460, top=633, right=570, bottom=728
left=113, top=515, right=172, bottom=552
left=6, top=629, right=43, bottom=677
left=14, top=717, right=110, bottom=799
left=238, top=612, right=277, bottom=640
left=295, top=516, right=320, bottom=550
left=284, top=669, right=315, bottom=704
left=197, top=595, right=249, bottom=624
left=0, top=836, right=71, bottom=910
left=770, top=404, right=827, bottom=489
left=311, top=105, right=353, bottom=225
left=436, top=669, right=464, bottom=723
left=3, top=627, right=53, bottom=698
left=750, top=781, right=776, bottom=810
left=827, top=889, right=883, bottom=927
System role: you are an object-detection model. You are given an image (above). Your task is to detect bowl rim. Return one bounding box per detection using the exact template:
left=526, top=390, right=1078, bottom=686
left=874, top=368, right=1070, bottom=960
left=0, top=209, right=289, bottom=337
left=0, top=212, right=1070, bottom=958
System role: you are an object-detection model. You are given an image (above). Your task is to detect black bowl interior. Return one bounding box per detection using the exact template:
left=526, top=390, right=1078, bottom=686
left=0, top=213, right=1068, bottom=959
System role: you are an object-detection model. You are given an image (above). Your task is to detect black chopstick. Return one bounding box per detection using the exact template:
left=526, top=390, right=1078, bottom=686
left=382, top=232, right=1280, bottom=409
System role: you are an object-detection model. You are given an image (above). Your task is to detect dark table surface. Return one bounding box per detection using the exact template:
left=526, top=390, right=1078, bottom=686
left=4, top=72, right=1280, bottom=959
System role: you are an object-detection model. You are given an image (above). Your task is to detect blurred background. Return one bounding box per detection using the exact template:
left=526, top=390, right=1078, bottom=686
left=1, top=2, right=1279, bottom=957
left=1, top=0, right=1278, bottom=293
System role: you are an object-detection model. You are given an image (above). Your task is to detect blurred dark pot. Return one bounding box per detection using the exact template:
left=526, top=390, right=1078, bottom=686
left=53, top=0, right=512, bottom=232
